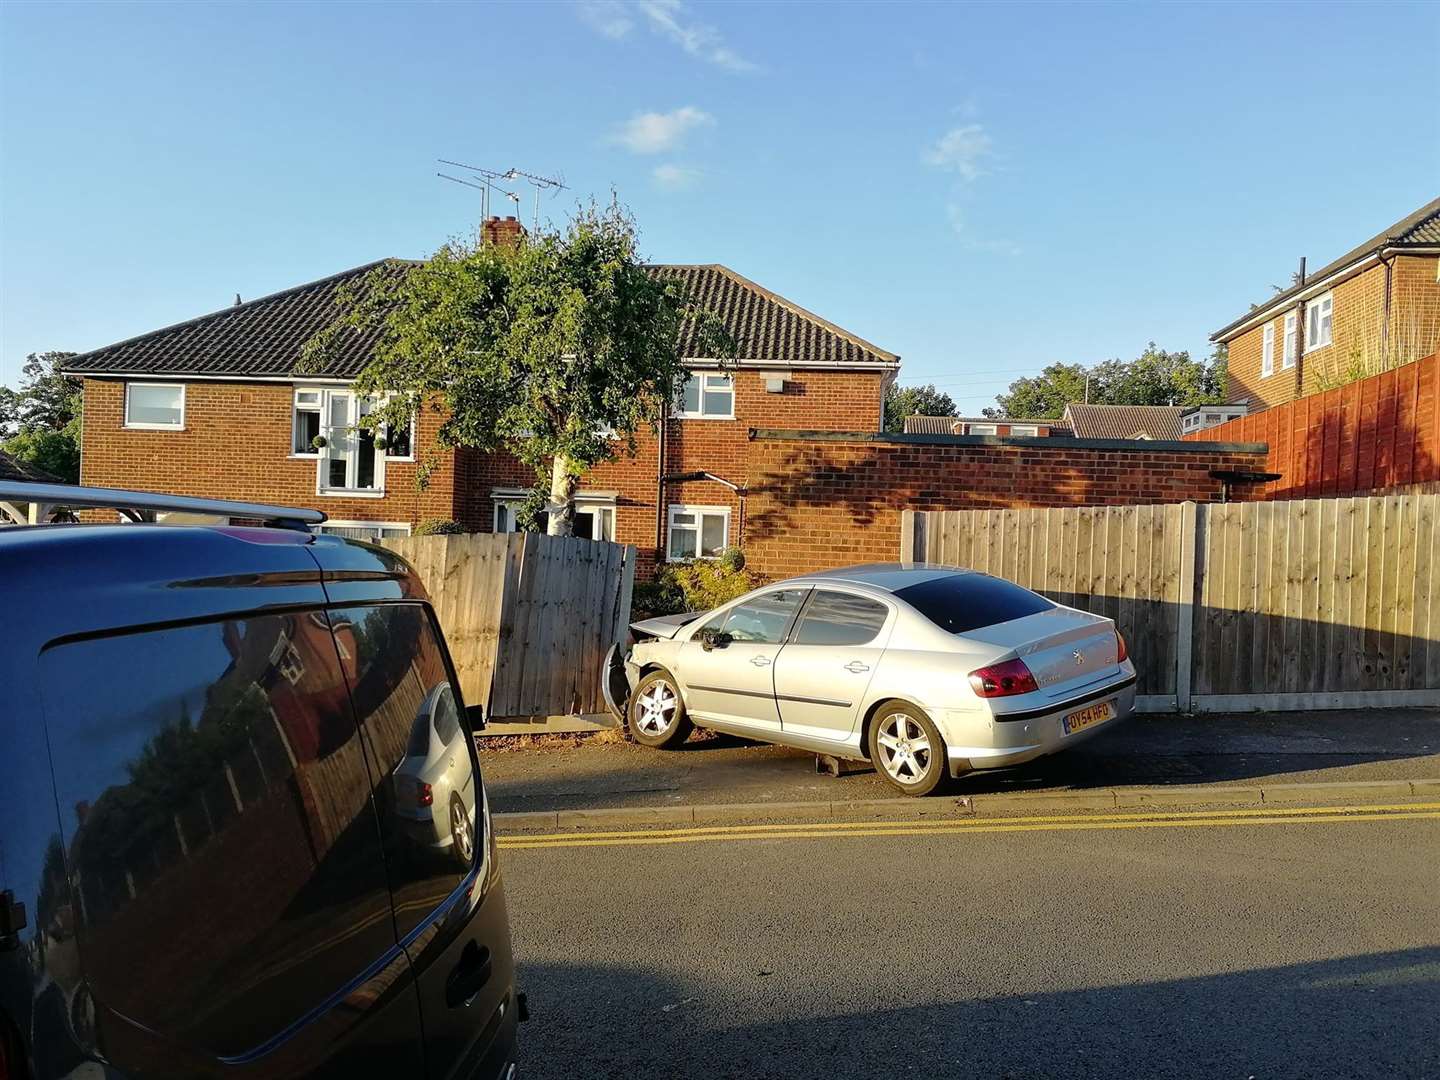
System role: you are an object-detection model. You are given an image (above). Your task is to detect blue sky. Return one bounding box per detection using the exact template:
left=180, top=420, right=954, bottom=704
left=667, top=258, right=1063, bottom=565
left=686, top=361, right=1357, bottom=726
left=1, top=0, right=1436, bottom=412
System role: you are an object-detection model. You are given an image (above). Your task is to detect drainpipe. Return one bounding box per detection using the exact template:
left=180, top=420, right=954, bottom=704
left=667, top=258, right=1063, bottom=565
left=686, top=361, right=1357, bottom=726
left=654, top=412, right=667, bottom=557
left=1379, top=250, right=1396, bottom=362
left=1293, top=257, right=1307, bottom=399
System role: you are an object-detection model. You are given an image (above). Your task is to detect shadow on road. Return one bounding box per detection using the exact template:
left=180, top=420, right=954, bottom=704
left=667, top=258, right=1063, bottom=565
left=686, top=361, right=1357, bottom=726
left=515, top=947, right=1440, bottom=1079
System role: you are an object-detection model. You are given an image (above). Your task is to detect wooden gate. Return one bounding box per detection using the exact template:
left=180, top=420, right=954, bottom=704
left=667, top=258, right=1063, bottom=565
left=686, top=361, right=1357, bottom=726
left=381, top=532, right=636, bottom=720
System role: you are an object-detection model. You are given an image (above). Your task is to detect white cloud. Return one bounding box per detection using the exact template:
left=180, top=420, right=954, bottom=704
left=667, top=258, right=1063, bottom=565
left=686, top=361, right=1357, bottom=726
left=652, top=163, right=701, bottom=190
left=924, top=123, right=994, bottom=181
left=577, top=0, right=634, bottom=39
left=637, top=0, right=755, bottom=71
left=579, top=0, right=755, bottom=71
left=612, top=106, right=714, bottom=154
left=946, top=204, right=1021, bottom=256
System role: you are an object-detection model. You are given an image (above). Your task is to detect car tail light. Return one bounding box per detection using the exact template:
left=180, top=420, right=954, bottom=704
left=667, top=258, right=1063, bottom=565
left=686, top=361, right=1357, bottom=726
left=417, top=782, right=433, bottom=807
left=968, top=658, right=1039, bottom=698
left=1115, top=630, right=1128, bottom=662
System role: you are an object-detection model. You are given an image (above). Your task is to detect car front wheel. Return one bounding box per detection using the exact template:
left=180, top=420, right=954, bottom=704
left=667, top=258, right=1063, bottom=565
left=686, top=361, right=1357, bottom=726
left=628, top=670, right=693, bottom=749
left=869, top=703, right=948, bottom=796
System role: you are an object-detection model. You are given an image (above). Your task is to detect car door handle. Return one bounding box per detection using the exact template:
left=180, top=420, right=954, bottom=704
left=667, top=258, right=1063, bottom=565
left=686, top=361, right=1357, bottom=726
left=446, top=940, right=492, bottom=1009
left=844, top=661, right=870, bottom=673
left=750, top=656, right=772, bottom=667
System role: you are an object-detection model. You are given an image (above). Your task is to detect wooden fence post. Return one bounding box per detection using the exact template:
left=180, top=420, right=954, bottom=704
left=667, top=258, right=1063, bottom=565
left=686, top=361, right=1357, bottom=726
left=1175, top=500, right=1200, bottom=714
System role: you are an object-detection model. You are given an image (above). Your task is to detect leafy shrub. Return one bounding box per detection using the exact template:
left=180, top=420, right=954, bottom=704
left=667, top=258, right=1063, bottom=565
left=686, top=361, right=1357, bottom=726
left=718, top=545, right=746, bottom=571
left=413, top=517, right=465, bottom=536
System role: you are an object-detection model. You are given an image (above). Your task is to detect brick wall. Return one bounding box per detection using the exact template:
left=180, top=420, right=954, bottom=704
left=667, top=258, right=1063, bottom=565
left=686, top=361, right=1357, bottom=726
left=1224, top=255, right=1440, bottom=412
left=460, top=368, right=887, bottom=575
left=80, top=379, right=459, bottom=525
left=741, top=432, right=1270, bottom=578
left=1186, top=351, right=1440, bottom=499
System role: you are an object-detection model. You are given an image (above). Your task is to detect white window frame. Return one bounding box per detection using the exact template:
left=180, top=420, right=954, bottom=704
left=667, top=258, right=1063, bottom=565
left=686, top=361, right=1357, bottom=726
left=666, top=504, right=730, bottom=562
left=293, top=386, right=414, bottom=464
left=674, top=372, right=735, bottom=420
left=123, top=382, right=186, bottom=431
left=1007, top=424, right=1038, bottom=437
left=291, top=388, right=324, bottom=457
left=966, top=423, right=998, bottom=435
left=1305, top=291, right=1333, bottom=350
left=314, top=519, right=412, bottom=540
left=491, top=490, right=617, bottom=541
left=1282, top=312, right=1298, bottom=369
left=1261, top=323, right=1275, bottom=378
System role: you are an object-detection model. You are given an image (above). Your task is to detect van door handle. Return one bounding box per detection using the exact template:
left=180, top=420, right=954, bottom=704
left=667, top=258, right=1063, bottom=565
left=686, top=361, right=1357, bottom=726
left=446, top=940, right=492, bottom=1009
left=750, top=655, right=772, bottom=667
left=844, top=661, right=870, bottom=673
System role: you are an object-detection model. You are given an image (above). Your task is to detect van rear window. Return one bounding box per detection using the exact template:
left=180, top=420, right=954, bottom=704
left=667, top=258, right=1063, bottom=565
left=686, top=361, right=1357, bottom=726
left=895, top=573, right=1053, bottom=634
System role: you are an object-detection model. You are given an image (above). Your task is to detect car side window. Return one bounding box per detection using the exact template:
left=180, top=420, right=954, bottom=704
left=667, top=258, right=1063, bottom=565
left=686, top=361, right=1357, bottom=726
left=36, top=610, right=397, bottom=1058
left=719, top=588, right=806, bottom=644
left=331, top=603, right=483, bottom=941
left=793, top=590, right=890, bottom=646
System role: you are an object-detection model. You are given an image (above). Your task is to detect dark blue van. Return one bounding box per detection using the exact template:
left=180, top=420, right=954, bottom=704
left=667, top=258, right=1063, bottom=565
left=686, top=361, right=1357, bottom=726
left=0, top=483, right=519, bottom=1079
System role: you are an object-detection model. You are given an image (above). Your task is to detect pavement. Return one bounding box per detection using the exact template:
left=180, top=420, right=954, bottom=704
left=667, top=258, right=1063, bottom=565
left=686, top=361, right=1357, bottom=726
left=501, top=801, right=1440, bottom=1079
left=481, top=708, right=1440, bottom=824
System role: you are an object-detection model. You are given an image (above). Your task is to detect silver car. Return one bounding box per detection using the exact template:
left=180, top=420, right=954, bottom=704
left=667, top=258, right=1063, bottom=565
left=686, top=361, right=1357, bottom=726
left=621, top=564, right=1136, bottom=795
left=391, top=681, right=480, bottom=865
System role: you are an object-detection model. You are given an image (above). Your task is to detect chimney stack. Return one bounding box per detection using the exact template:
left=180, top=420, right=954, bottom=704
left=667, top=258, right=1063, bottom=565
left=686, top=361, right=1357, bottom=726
left=481, top=215, right=524, bottom=249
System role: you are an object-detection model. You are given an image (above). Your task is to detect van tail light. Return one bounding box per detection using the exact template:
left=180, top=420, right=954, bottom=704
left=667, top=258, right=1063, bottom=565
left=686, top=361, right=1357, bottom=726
left=1115, top=630, right=1128, bottom=663
left=968, top=658, right=1039, bottom=698
left=416, top=782, right=433, bottom=808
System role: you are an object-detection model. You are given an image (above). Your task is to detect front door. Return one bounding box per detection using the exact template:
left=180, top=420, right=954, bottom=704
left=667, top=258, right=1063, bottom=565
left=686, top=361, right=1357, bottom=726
left=679, top=587, right=809, bottom=732
left=774, top=589, right=893, bottom=741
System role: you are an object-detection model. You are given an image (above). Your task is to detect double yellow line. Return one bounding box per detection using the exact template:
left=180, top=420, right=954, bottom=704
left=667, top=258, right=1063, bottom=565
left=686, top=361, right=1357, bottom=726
left=499, top=801, right=1440, bottom=851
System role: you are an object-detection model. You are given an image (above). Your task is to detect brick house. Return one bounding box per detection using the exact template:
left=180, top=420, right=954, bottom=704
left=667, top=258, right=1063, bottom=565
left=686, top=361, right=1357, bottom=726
left=903, top=415, right=1070, bottom=436
left=64, top=250, right=900, bottom=574
left=1213, top=196, right=1440, bottom=413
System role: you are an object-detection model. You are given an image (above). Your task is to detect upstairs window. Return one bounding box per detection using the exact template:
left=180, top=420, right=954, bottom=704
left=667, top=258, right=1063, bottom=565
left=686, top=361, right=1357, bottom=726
left=1305, top=292, right=1333, bottom=350
left=967, top=423, right=998, bottom=435
left=1283, top=312, right=1298, bottom=369
left=293, top=390, right=322, bottom=454
left=676, top=372, right=734, bottom=419
left=1261, top=323, right=1275, bottom=378
left=1007, top=425, right=1039, bottom=437
left=124, top=383, right=185, bottom=430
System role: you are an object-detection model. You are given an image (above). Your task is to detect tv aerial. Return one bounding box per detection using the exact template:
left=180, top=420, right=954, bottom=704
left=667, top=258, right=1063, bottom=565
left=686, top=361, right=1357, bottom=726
left=437, top=159, right=566, bottom=231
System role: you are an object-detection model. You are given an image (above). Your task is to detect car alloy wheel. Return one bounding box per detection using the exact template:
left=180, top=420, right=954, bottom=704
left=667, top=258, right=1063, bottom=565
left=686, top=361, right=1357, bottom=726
left=450, top=794, right=475, bottom=866
left=876, top=711, right=934, bottom=786
left=635, top=678, right=678, bottom=737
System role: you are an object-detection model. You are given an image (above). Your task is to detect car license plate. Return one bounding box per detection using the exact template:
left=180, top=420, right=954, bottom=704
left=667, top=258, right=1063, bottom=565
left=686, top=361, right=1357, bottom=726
left=1062, top=700, right=1113, bottom=735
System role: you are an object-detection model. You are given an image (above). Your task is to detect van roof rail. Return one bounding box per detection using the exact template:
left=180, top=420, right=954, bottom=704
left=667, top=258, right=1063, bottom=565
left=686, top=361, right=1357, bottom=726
left=0, top=481, right=327, bottom=531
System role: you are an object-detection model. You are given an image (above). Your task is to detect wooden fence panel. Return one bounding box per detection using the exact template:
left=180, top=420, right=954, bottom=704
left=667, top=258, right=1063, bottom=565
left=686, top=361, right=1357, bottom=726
left=903, top=491, right=1440, bottom=711
left=382, top=532, right=636, bottom=720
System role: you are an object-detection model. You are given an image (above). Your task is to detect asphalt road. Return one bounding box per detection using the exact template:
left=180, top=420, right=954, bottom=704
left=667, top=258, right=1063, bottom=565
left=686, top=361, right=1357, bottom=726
left=500, top=804, right=1440, bottom=1079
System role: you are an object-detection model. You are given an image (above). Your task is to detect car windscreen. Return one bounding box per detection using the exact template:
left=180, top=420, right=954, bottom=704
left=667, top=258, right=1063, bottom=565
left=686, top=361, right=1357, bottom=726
left=894, top=573, right=1054, bottom=634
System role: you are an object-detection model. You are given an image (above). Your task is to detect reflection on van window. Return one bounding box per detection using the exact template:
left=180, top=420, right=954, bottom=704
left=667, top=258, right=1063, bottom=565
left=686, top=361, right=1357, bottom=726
left=334, top=603, right=482, bottom=940
left=37, top=611, right=395, bottom=1058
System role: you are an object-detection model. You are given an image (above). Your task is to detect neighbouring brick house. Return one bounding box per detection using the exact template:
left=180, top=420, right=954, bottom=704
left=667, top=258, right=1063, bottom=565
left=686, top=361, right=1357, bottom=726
left=1213, top=196, right=1440, bottom=413
left=64, top=249, right=900, bottom=575
left=903, top=415, right=1070, bottom=436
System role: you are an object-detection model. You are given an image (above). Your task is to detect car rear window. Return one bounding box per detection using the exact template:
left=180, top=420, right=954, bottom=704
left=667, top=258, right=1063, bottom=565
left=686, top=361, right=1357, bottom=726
left=895, top=573, right=1054, bottom=634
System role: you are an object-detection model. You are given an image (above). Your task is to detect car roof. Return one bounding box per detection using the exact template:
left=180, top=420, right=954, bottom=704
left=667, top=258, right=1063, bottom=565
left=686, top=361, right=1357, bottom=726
left=779, top=563, right=974, bottom=593
left=0, top=523, right=423, bottom=648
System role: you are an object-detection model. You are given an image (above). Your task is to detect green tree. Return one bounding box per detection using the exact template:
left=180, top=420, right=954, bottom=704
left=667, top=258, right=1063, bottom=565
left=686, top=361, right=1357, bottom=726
left=1, top=351, right=81, bottom=482
left=988, top=362, right=1089, bottom=419
left=305, top=200, right=730, bottom=535
left=990, top=345, right=1227, bottom=418
left=883, top=383, right=957, bottom=432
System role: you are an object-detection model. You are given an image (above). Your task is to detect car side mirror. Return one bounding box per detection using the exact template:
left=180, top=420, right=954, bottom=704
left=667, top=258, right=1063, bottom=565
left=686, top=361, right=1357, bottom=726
left=700, top=628, right=732, bottom=651
left=465, top=703, right=486, bottom=733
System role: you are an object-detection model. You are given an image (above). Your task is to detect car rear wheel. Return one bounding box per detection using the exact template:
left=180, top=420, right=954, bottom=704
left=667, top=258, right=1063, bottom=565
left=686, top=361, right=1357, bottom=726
left=628, top=670, right=693, bottom=748
left=869, top=703, right=948, bottom=796
left=449, top=793, right=475, bottom=868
